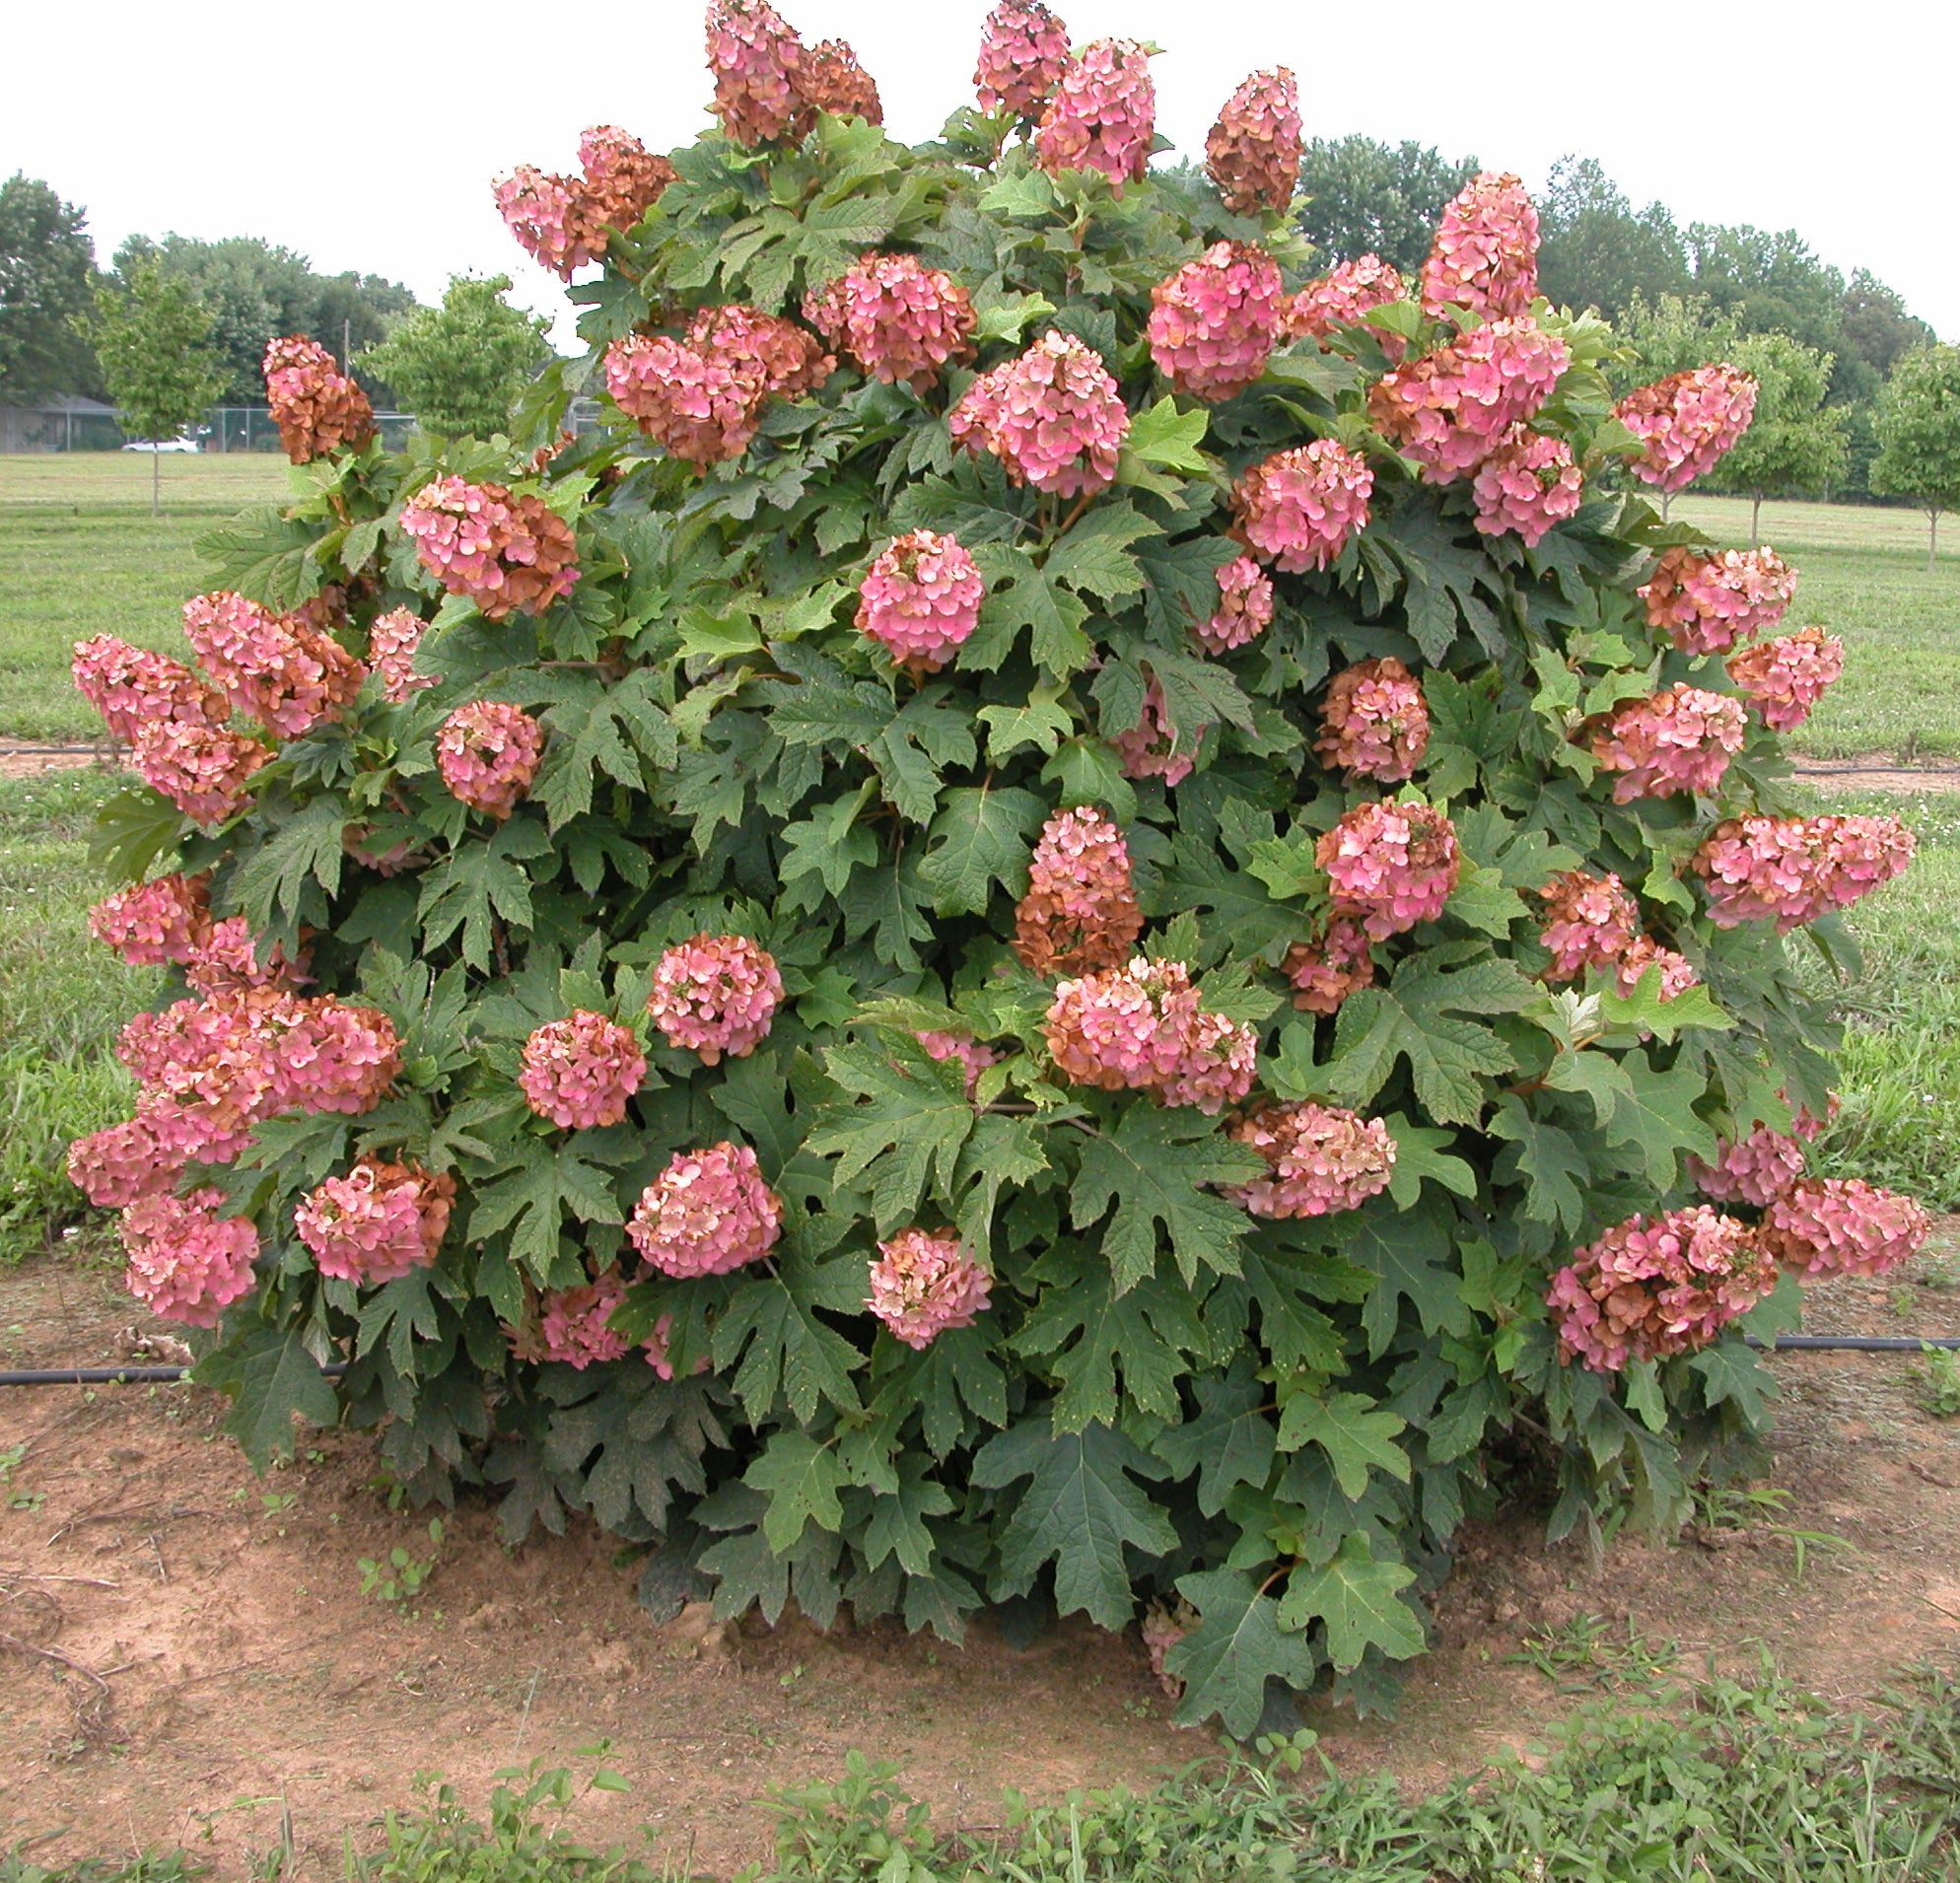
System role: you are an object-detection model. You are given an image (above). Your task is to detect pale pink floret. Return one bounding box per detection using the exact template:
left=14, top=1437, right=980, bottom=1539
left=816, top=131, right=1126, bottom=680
left=1536, top=871, right=1639, bottom=980
left=1204, top=68, right=1301, bottom=216
left=1317, top=802, right=1460, bottom=940
left=401, top=477, right=580, bottom=620
left=1230, top=441, right=1374, bottom=574
left=627, top=1142, right=783, bottom=1279
left=1617, top=366, right=1758, bottom=493
left=131, top=720, right=272, bottom=828
left=1014, top=804, right=1145, bottom=977
left=867, top=1228, right=993, bottom=1349
left=1694, top=814, right=1916, bottom=932
left=805, top=253, right=975, bottom=392
left=1639, top=545, right=1796, bottom=655
left=539, top=1270, right=633, bottom=1368
left=67, top=1115, right=180, bottom=1209
left=949, top=331, right=1130, bottom=499
left=1288, top=257, right=1408, bottom=354
left=855, top=530, right=986, bottom=674
left=90, top=872, right=211, bottom=967
left=1368, top=317, right=1570, bottom=485
left=706, top=0, right=812, bottom=147
left=1588, top=686, right=1747, bottom=802
left=647, top=934, right=783, bottom=1065
left=1613, top=936, right=1699, bottom=1003
left=1421, top=172, right=1540, bottom=321
left=1759, top=1177, right=1930, bottom=1279
left=1691, top=1105, right=1829, bottom=1209
left=915, top=1030, right=1000, bottom=1097
left=1471, top=425, right=1583, bottom=546
left=369, top=608, right=437, bottom=703
left=295, top=1156, right=455, bottom=1286
left=181, top=591, right=366, bottom=740
left=1726, top=625, right=1845, bottom=733
left=1228, top=1102, right=1396, bottom=1220
left=1044, top=956, right=1256, bottom=1115
left=1314, top=657, right=1429, bottom=782
left=519, top=1011, right=647, bottom=1131
left=1111, top=679, right=1195, bottom=787
left=1283, top=914, right=1375, bottom=1014
left=72, top=635, right=225, bottom=744
left=1194, top=555, right=1273, bottom=655
left=1548, top=1206, right=1775, bottom=1372
left=1034, top=38, right=1155, bottom=191
left=119, top=1188, right=260, bottom=1329
left=1147, top=242, right=1287, bottom=402
left=437, top=701, right=545, bottom=821
left=974, top=0, right=1070, bottom=116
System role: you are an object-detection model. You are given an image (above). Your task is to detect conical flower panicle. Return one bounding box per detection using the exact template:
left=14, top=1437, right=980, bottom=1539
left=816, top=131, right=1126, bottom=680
left=803, top=38, right=882, bottom=122
left=1147, top=242, right=1287, bottom=402
left=974, top=0, right=1071, bottom=117
left=1587, top=686, right=1747, bottom=802
left=1420, top=171, right=1540, bottom=320
left=262, top=336, right=376, bottom=463
left=647, top=934, right=784, bottom=1064
left=1313, top=658, right=1429, bottom=782
left=1034, top=38, right=1155, bottom=190
left=1693, top=813, right=1914, bottom=931
left=1317, top=802, right=1460, bottom=939
left=1043, top=956, right=1255, bottom=1114
left=805, top=253, right=976, bottom=391
left=1230, top=441, right=1374, bottom=573
left=949, top=330, right=1129, bottom=497
left=1204, top=68, right=1301, bottom=215
left=1471, top=425, right=1582, bottom=545
left=1014, top=805, right=1145, bottom=976
left=1289, top=256, right=1407, bottom=351
left=1759, top=1178, right=1930, bottom=1278
left=1227, top=1102, right=1396, bottom=1220
left=868, top=1229, right=993, bottom=1348
left=401, top=478, right=579, bottom=618
left=1640, top=545, right=1795, bottom=654
left=1367, top=317, right=1570, bottom=484
left=519, top=1011, right=647, bottom=1130
left=437, top=701, right=546, bottom=821
left=1192, top=555, right=1273, bottom=654
left=1616, top=365, right=1757, bottom=492
left=856, top=529, right=985, bottom=674
left=1535, top=870, right=1639, bottom=981
left=628, top=1142, right=784, bottom=1277
left=1726, top=625, right=1844, bottom=732
left=706, top=0, right=813, bottom=146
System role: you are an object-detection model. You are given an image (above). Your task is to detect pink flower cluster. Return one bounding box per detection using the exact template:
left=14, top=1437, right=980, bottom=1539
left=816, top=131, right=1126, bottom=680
left=1034, top=38, right=1155, bottom=190
left=706, top=0, right=813, bottom=145
left=1420, top=172, right=1540, bottom=320
left=647, top=934, right=783, bottom=1064
left=137, top=721, right=274, bottom=828
left=400, top=478, right=580, bottom=619
left=855, top=530, right=985, bottom=674
left=916, top=1030, right=1000, bottom=1097
left=538, top=1270, right=632, bottom=1368
left=1194, top=554, right=1273, bottom=654
left=1471, top=426, right=1583, bottom=546
left=1204, top=68, right=1301, bottom=216
left=805, top=253, right=975, bottom=392
left=1614, top=936, right=1699, bottom=1004
left=1230, top=441, right=1374, bottom=574
left=519, top=1011, right=647, bottom=1130
left=1639, top=545, right=1796, bottom=655
left=90, top=872, right=211, bottom=967
left=801, top=38, right=881, bottom=122
left=1759, top=1177, right=1930, bottom=1279
left=627, top=1142, right=783, bottom=1277
left=1548, top=1206, right=1776, bottom=1372
left=1288, top=256, right=1407, bottom=353
left=119, top=1188, right=261, bottom=1329
left=1227, top=1101, right=1396, bottom=1220
left=183, top=914, right=305, bottom=999
left=262, top=336, right=376, bottom=463
left=1014, top=804, right=1145, bottom=977
left=1616, top=366, right=1758, bottom=493
left=867, top=1228, right=993, bottom=1349
left=72, top=634, right=225, bottom=743
left=1147, top=243, right=1286, bottom=403
left=1691, top=1105, right=1829, bottom=1209
left=67, top=1116, right=175, bottom=1209
left=1726, top=625, right=1845, bottom=733
left=1111, top=679, right=1194, bottom=787
left=1283, top=914, right=1375, bottom=1013
left=1314, top=658, right=1430, bottom=782
left=1044, top=956, right=1256, bottom=1114
left=950, top=331, right=1131, bottom=498
left=494, top=126, right=675, bottom=279
left=974, top=0, right=1071, bottom=116
left=369, top=608, right=436, bottom=703
left=269, top=997, right=404, bottom=1115
left=1693, top=814, right=1915, bottom=932
left=1588, top=686, right=1747, bottom=802
left=1536, top=871, right=1639, bottom=980
left=181, top=591, right=366, bottom=739
left=295, top=1156, right=455, bottom=1286
left=1317, top=801, right=1460, bottom=939
left=1368, top=318, right=1570, bottom=485
left=1141, top=1603, right=1194, bottom=1699
left=437, top=701, right=545, bottom=820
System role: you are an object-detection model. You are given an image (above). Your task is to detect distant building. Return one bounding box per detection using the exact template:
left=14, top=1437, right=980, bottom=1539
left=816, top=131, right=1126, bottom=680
left=0, top=396, right=123, bottom=453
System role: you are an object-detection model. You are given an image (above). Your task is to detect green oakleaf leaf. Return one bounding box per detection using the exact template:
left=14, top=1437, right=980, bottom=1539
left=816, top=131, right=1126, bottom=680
left=1279, top=1532, right=1426, bottom=1672
left=1276, top=1391, right=1411, bottom=1499
left=1166, top=1568, right=1319, bottom=1738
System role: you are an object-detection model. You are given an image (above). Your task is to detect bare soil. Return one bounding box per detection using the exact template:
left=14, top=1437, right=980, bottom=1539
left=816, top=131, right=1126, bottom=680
left=3, top=1229, right=1958, bottom=1878
left=1789, top=754, right=1960, bottom=794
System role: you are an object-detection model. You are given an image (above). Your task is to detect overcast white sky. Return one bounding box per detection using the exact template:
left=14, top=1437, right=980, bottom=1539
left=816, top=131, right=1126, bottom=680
left=7, top=0, right=1955, bottom=345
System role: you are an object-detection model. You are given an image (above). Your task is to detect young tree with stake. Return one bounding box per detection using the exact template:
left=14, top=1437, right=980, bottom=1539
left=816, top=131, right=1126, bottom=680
left=1871, top=344, right=1960, bottom=569
left=87, top=259, right=226, bottom=514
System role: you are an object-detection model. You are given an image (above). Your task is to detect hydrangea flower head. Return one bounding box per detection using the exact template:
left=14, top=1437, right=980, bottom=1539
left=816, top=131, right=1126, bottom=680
left=1230, top=440, right=1373, bottom=574
left=1193, top=555, right=1273, bottom=655
left=1314, top=657, right=1429, bottom=782
left=1111, top=678, right=1195, bottom=787
left=1588, top=685, right=1747, bottom=802
left=949, top=331, right=1130, bottom=497
left=183, top=914, right=306, bottom=999
left=119, top=1188, right=261, bottom=1328
left=1288, top=257, right=1407, bottom=353
left=915, top=1030, right=1000, bottom=1097
left=73, top=635, right=225, bottom=743
left=437, top=701, right=545, bottom=820
left=1367, top=317, right=1569, bottom=484
left=706, top=0, right=813, bottom=147
left=1639, top=544, right=1796, bottom=655
left=689, top=303, right=834, bottom=399
left=262, top=336, right=376, bottom=463
left=647, top=934, right=783, bottom=1064
left=627, top=1141, right=783, bottom=1278
left=1536, top=871, right=1639, bottom=980
left=90, top=872, right=211, bottom=967
left=1317, top=801, right=1460, bottom=939
left=1421, top=172, right=1540, bottom=320
left=1034, top=39, right=1155, bottom=190
left=1228, top=1102, right=1396, bottom=1219
left=1283, top=914, right=1375, bottom=1013
left=974, top=0, right=1071, bottom=116
left=369, top=607, right=437, bottom=703
left=1614, top=936, right=1699, bottom=1004
left=1726, top=625, right=1845, bottom=732
left=1616, top=366, right=1758, bottom=492
left=268, top=996, right=402, bottom=1116
left=1471, top=426, right=1582, bottom=546
left=802, top=38, right=882, bottom=122
left=493, top=131, right=673, bottom=280
left=605, top=331, right=764, bottom=467
left=856, top=529, right=985, bottom=674
left=131, top=720, right=272, bottom=828
left=1043, top=956, right=1256, bottom=1114
left=400, top=478, right=580, bottom=618
left=1015, top=805, right=1145, bottom=976
left=296, top=1156, right=455, bottom=1286
left=68, top=1115, right=179, bottom=1210
left=538, top=1269, right=632, bottom=1368
left=1204, top=68, right=1301, bottom=215
left=519, top=1011, right=647, bottom=1130
left=1759, top=1177, right=1930, bottom=1279
left=1147, top=242, right=1287, bottom=402
left=868, top=1228, right=993, bottom=1349
left=181, top=591, right=366, bottom=739
left=577, top=125, right=677, bottom=235
left=1690, top=1107, right=1829, bottom=1209
left=805, top=253, right=976, bottom=391
left=1694, top=814, right=1915, bottom=932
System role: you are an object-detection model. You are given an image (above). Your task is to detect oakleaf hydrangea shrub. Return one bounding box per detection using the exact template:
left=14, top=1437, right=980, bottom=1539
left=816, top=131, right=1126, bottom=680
left=69, top=0, right=1928, bottom=1735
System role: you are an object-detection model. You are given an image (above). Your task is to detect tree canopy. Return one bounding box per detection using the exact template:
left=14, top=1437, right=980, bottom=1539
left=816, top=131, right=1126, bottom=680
left=359, top=275, right=552, bottom=438
left=1705, top=329, right=1849, bottom=539
left=88, top=258, right=228, bottom=508
left=0, top=173, right=101, bottom=402
left=1871, top=344, right=1960, bottom=565
left=1295, top=137, right=1479, bottom=277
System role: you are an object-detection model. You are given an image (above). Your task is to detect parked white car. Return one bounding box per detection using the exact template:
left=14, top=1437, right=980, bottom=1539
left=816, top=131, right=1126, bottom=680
left=121, top=434, right=202, bottom=453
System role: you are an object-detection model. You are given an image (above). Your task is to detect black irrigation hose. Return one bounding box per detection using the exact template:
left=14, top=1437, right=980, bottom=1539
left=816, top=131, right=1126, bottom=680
left=1745, top=1334, right=1960, bottom=1353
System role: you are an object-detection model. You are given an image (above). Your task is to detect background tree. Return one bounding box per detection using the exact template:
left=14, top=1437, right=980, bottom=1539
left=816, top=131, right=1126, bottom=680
left=1703, top=329, right=1849, bottom=543
left=87, top=258, right=227, bottom=512
left=359, top=275, right=552, bottom=438
left=1613, top=292, right=1740, bottom=389
left=1870, top=345, right=1960, bottom=568
left=0, top=174, right=102, bottom=401
left=1536, top=157, right=1689, bottom=319
left=1295, top=136, right=1479, bottom=274
left=1834, top=270, right=1935, bottom=406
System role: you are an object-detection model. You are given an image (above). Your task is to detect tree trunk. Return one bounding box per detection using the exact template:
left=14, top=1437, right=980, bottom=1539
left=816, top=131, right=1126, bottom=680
left=1750, top=492, right=1762, bottom=550
left=151, top=445, right=160, bottom=518
left=1660, top=491, right=1672, bottom=523
left=1931, top=508, right=1940, bottom=575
